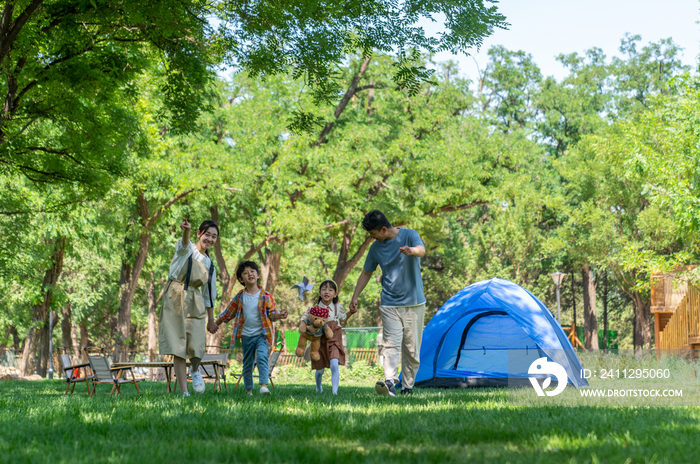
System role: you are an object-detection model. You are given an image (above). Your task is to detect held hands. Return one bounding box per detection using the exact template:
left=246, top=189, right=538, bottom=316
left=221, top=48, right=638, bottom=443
left=278, top=310, right=289, bottom=320
left=207, top=320, right=219, bottom=334
left=349, top=298, right=359, bottom=312
left=347, top=305, right=358, bottom=318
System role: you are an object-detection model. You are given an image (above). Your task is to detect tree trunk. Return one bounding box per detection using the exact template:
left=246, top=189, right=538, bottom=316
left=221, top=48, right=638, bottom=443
left=570, top=269, right=577, bottom=327
left=61, top=301, right=72, bottom=357
left=208, top=206, right=234, bottom=349
left=147, top=273, right=164, bottom=377
left=71, top=321, right=80, bottom=364
left=259, top=246, right=283, bottom=295
left=603, top=271, right=608, bottom=352
left=114, top=192, right=151, bottom=362
left=19, top=237, right=66, bottom=376
left=331, top=222, right=374, bottom=290
left=79, top=323, right=88, bottom=361
left=37, top=321, right=48, bottom=377
left=632, top=292, right=651, bottom=352
left=0, top=328, right=7, bottom=356
left=37, top=312, right=56, bottom=377
left=8, top=325, right=19, bottom=351
left=582, top=265, right=599, bottom=350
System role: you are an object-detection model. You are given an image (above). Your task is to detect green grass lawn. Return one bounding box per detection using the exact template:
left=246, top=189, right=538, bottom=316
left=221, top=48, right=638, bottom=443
left=1, top=372, right=700, bottom=464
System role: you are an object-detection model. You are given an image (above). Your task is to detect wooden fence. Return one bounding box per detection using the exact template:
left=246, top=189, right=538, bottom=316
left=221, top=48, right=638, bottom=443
left=657, top=285, right=700, bottom=350
left=274, top=348, right=379, bottom=367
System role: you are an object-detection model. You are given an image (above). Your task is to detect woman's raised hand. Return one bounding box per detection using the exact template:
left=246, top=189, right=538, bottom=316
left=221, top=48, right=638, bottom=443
left=181, top=218, right=192, bottom=247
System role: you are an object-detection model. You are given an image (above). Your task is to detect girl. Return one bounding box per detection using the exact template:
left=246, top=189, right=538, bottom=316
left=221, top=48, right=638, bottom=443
left=306, top=280, right=357, bottom=395
left=159, top=219, right=220, bottom=396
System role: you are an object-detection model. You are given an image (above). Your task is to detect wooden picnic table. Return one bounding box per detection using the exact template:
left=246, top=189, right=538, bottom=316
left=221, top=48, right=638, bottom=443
left=111, top=360, right=223, bottom=393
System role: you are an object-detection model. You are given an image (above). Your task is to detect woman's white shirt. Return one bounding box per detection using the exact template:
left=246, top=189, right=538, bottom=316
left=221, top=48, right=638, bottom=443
left=169, top=239, right=217, bottom=308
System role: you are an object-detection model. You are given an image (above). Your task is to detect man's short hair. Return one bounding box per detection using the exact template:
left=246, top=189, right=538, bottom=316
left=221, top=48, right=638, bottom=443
left=362, top=210, right=392, bottom=231
left=236, top=260, right=260, bottom=284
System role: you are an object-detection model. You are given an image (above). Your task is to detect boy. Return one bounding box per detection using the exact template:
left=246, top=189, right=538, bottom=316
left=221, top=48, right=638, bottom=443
left=215, top=260, right=288, bottom=395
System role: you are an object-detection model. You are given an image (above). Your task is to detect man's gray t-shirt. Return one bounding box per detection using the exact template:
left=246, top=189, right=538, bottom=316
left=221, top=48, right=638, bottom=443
left=363, top=228, right=426, bottom=307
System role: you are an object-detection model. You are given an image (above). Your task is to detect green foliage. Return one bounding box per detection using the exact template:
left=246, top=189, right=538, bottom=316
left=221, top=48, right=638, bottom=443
left=1, top=0, right=508, bottom=193
left=0, top=0, right=215, bottom=190
left=223, top=0, right=507, bottom=105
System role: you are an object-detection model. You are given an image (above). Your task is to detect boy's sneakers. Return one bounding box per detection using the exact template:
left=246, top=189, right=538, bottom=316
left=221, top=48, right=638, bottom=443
left=191, top=370, right=205, bottom=393
left=401, top=388, right=413, bottom=396
left=260, top=386, right=271, bottom=395
left=375, top=379, right=396, bottom=397
left=246, top=390, right=253, bottom=396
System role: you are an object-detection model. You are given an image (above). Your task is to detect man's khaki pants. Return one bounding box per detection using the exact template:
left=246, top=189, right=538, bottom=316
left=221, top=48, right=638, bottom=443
left=379, top=303, right=426, bottom=389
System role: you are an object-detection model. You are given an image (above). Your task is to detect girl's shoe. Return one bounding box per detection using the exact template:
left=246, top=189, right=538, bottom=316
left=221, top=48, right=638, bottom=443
left=182, top=392, right=191, bottom=397
left=260, top=386, right=270, bottom=395
left=316, top=385, right=323, bottom=393
left=246, top=390, right=253, bottom=396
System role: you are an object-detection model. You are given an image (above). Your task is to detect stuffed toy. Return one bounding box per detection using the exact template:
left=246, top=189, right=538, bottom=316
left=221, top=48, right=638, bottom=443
left=296, top=306, right=334, bottom=361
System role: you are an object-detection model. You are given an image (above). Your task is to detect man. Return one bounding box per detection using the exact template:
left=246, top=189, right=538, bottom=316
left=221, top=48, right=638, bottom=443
left=349, top=210, right=426, bottom=396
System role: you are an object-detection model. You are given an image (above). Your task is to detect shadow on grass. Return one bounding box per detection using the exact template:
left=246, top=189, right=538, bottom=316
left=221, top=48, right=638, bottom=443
left=1, top=381, right=698, bottom=463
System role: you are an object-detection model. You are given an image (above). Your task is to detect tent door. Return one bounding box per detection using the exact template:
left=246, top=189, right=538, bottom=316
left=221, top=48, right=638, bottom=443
left=453, top=311, right=507, bottom=369
left=452, top=311, right=541, bottom=376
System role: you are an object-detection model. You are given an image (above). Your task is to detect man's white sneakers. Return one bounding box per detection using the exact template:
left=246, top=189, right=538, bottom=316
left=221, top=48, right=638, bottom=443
left=191, top=369, right=205, bottom=393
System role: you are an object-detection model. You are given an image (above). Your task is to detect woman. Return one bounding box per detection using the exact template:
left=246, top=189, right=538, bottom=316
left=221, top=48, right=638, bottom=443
left=159, top=218, right=219, bottom=396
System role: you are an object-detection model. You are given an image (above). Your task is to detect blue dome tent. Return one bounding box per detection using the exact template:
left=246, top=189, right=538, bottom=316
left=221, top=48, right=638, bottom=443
left=410, top=278, right=588, bottom=389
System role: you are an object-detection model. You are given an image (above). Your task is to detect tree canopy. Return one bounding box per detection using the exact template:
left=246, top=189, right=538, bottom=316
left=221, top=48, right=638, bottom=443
left=0, top=0, right=507, bottom=195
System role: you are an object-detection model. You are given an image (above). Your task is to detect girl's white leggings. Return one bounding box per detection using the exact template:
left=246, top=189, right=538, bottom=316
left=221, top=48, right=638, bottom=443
left=315, top=358, right=340, bottom=394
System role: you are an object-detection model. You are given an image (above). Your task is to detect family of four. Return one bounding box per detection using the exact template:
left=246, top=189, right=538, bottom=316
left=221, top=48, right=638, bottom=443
left=158, top=210, right=426, bottom=397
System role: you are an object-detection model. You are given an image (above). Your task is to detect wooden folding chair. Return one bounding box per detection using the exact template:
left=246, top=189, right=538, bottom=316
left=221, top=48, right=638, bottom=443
left=234, top=342, right=282, bottom=389
left=58, top=347, right=94, bottom=395
left=84, top=347, right=144, bottom=396
left=199, top=353, right=229, bottom=390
